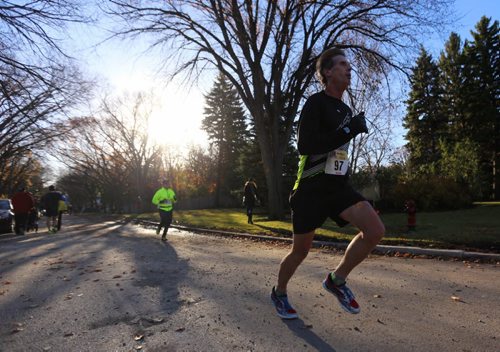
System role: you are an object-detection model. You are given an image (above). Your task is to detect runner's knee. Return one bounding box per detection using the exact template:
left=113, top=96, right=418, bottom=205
left=364, top=222, right=385, bottom=245
left=291, top=246, right=311, bottom=261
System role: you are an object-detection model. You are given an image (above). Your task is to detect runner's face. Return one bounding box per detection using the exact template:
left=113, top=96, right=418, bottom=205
left=325, top=55, right=351, bottom=90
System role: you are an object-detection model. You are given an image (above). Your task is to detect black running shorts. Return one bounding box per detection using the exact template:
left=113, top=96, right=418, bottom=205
left=45, top=208, right=58, bottom=217
left=159, top=208, right=173, bottom=227
left=289, top=176, right=366, bottom=234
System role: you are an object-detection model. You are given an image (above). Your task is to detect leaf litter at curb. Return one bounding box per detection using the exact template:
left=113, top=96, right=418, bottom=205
left=11, top=322, right=24, bottom=334
left=145, top=317, right=164, bottom=324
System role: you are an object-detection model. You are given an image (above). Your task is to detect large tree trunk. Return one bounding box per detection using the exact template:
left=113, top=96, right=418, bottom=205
left=495, top=114, right=500, bottom=200
left=260, top=142, right=285, bottom=220
left=494, top=146, right=500, bottom=201
left=254, top=109, right=288, bottom=220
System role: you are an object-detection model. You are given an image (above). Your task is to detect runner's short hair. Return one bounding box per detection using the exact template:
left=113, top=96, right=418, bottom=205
left=316, top=48, right=346, bottom=86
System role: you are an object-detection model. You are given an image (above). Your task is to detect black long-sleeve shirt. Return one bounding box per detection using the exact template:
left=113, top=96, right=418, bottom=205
left=297, top=91, right=353, bottom=154
left=293, top=91, right=354, bottom=189
left=41, top=191, right=63, bottom=213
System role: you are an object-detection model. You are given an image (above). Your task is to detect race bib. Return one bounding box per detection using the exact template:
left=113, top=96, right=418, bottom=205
left=325, top=149, right=349, bottom=175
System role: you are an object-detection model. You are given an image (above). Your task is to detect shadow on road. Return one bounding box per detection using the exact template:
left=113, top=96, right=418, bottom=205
left=283, top=318, right=337, bottom=351
left=0, top=215, right=189, bottom=346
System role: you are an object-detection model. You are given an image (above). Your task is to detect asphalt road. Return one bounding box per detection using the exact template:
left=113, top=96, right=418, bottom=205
left=0, top=215, right=498, bottom=352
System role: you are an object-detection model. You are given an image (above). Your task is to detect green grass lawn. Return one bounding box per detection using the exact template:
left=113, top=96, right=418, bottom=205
left=138, top=203, right=500, bottom=251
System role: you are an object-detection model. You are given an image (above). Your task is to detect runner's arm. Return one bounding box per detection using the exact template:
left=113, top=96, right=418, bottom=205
left=297, top=99, right=352, bottom=155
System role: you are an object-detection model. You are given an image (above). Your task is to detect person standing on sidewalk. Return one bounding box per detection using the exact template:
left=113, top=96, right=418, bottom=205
left=243, top=178, right=258, bottom=224
left=11, top=187, right=35, bottom=235
left=271, top=48, right=385, bottom=319
left=41, top=185, right=63, bottom=233
left=152, top=179, right=177, bottom=241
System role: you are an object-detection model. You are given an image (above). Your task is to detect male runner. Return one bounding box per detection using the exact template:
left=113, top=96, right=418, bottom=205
left=271, top=48, right=385, bottom=319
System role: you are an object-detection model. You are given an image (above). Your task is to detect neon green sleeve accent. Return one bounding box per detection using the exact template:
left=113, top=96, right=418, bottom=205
left=293, top=155, right=308, bottom=190
left=152, top=190, right=161, bottom=205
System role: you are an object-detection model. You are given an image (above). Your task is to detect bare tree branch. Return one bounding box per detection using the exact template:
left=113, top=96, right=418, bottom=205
left=104, top=0, right=454, bottom=218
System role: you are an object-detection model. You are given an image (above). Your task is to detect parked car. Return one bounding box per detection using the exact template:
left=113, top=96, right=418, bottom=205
left=0, top=199, right=14, bottom=233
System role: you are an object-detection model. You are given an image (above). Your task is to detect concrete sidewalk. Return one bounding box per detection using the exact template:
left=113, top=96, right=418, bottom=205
left=135, top=219, right=500, bottom=261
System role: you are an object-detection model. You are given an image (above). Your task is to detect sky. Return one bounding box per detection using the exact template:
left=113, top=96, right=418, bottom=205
left=66, top=17, right=210, bottom=152
left=68, top=0, right=499, bottom=153
left=428, top=0, right=499, bottom=55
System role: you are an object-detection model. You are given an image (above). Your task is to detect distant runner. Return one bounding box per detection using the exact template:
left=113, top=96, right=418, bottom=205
left=152, top=179, right=177, bottom=241
left=41, top=185, right=63, bottom=233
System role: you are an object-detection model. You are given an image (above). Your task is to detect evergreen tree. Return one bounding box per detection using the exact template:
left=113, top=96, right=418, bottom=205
left=462, top=17, right=499, bottom=199
left=403, top=48, right=446, bottom=174
left=439, top=32, right=466, bottom=140
left=437, top=139, right=480, bottom=193
left=437, top=32, right=481, bottom=196
left=202, top=72, right=250, bottom=206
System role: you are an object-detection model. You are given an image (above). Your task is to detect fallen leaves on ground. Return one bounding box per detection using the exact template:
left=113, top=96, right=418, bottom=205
left=48, top=260, right=64, bottom=266
left=145, top=317, right=164, bottom=324
left=11, top=323, right=24, bottom=334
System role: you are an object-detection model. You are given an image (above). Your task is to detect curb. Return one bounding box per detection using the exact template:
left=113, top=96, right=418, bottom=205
left=134, top=219, right=500, bottom=261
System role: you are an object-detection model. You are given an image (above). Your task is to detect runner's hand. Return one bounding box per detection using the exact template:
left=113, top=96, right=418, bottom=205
left=349, top=112, right=368, bottom=136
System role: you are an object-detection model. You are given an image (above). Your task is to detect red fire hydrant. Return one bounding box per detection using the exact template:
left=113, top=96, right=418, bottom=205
left=405, top=199, right=417, bottom=231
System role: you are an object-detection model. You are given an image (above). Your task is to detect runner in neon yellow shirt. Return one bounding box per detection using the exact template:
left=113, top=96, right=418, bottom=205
left=152, top=179, right=177, bottom=241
